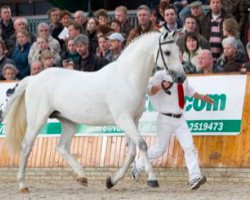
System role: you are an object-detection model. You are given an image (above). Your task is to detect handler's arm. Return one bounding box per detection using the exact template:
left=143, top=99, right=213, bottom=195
left=193, top=93, right=214, bottom=104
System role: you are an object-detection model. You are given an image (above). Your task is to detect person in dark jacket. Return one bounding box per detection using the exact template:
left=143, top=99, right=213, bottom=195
left=11, top=30, right=31, bottom=79
left=0, top=5, right=14, bottom=41
left=74, top=34, right=108, bottom=72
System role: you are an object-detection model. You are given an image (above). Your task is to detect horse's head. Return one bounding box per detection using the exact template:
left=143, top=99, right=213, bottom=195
left=155, top=31, right=186, bottom=83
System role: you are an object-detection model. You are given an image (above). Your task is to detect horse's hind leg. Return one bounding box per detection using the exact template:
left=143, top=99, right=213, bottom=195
left=106, top=136, right=136, bottom=188
left=18, top=121, right=47, bottom=193
left=56, top=119, right=87, bottom=186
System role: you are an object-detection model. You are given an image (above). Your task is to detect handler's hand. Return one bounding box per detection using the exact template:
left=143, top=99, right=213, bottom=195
left=201, top=94, right=214, bottom=104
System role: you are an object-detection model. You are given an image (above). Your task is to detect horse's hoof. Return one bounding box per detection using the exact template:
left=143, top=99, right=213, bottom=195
left=18, top=187, right=30, bottom=194
left=76, top=177, right=88, bottom=186
left=147, top=180, right=160, bottom=188
left=106, top=176, right=114, bottom=189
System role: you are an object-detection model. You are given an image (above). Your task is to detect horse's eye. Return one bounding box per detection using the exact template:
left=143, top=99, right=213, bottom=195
left=165, top=51, right=171, bottom=56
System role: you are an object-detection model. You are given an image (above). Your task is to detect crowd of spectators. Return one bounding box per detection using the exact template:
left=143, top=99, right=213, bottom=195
left=0, top=0, right=249, bottom=81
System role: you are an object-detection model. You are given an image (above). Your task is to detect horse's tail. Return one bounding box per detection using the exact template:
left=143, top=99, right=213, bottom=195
left=4, top=77, right=31, bottom=154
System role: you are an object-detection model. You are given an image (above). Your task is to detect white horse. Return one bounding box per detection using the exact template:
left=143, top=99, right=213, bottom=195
left=4, top=31, right=186, bottom=193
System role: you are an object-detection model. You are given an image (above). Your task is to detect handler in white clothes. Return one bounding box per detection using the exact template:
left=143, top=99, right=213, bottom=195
left=132, top=70, right=214, bottom=190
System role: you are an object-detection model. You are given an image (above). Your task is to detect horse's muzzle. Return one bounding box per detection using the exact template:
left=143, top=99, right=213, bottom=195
left=169, top=70, right=186, bottom=83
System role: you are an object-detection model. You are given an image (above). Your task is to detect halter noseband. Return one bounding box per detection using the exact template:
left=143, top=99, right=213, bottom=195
left=156, top=35, right=175, bottom=72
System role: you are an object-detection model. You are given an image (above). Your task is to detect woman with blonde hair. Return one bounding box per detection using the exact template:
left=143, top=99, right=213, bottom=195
left=11, top=30, right=31, bottom=79
left=222, top=18, right=247, bottom=59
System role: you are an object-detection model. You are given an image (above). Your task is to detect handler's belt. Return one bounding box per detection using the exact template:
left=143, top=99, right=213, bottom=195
left=162, top=113, right=182, bottom=118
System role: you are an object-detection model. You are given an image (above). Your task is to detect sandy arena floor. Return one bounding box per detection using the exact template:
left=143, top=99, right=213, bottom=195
left=0, top=179, right=250, bottom=200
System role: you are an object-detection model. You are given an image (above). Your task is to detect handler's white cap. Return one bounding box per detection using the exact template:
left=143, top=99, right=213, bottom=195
left=107, top=32, right=124, bottom=43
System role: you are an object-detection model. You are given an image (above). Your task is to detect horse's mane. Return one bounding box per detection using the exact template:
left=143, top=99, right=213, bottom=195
left=121, top=31, right=160, bottom=57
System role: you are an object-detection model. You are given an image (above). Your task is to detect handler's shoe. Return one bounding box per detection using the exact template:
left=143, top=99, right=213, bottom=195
left=190, top=175, right=207, bottom=190
left=131, top=163, right=142, bottom=182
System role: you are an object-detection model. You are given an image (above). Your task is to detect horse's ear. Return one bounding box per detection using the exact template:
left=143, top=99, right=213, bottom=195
left=163, top=31, right=168, bottom=40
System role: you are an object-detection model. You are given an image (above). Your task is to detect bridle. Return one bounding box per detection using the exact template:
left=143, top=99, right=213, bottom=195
left=155, top=34, right=175, bottom=72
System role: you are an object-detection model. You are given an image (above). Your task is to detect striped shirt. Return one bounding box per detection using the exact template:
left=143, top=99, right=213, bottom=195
left=209, top=16, right=222, bottom=62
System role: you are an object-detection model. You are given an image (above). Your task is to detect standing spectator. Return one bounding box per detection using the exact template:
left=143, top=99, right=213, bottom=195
left=96, top=35, right=110, bottom=58
left=189, top=1, right=204, bottom=19
left=200, top=0, right=231, bottom=62
left=2, top=63, right=18, bottom=81
left=221, top=0, right=248, bottom=43
left=222, top=18, right=247, bottom=59
left=217, top=37, right=247, bottom=72
left=74, top=10, right=88, bottom=34
left=197, top=49, right=223, bottom=74
left=0, top=40, right=14, bottom=80
left=176, top=15, right=210, bottom=54
left=47, top=7, right=63, bottom=46
left=11, top=30, right=31, bottom=79
left=160, top=5, right=182, bottom=34
left=182, top=32, right=201, bottom=73
left=0, top=5, right=14, bottom=41
left=86, top=17, right=99, bottom=54
left=132, top=69, right=213, bottom=190
left=30, top=60, right=43, bottom=75
left=60, top=10, right=72, bottom=28
left=115, top=6, right=134, bottom=38
left=105, top=33, right=125, bottom=63
left=74, top=34, right=108, bottom=72
left=95, top=9, right=109, bottom=26
left=127, top=5, right=158, bottom=45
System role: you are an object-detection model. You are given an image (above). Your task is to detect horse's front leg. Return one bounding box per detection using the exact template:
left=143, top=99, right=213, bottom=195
left=56, top=119, right=87, bottom=186
left=107, top=116, right=158, bottom=188
left=106, top=136, right=136, bottom=188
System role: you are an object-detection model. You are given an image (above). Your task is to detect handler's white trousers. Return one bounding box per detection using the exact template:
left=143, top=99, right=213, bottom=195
left=136, top=113, right=201, bottom=182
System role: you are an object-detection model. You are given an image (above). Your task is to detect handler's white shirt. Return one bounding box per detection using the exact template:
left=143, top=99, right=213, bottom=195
left=148, top=70, right=195, bottom=114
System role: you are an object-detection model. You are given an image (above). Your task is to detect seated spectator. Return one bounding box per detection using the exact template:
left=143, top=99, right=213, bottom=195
left=95, top=9, right=109, bottom=26
left=241, top=43, right=250, bottom=72
left=217, top=37, right=247, bottom=72
left=74, top=34, right=108, bottom=72
left=96, top=24, right=113, bottom=39
left=110, top=19, right=122, bottom=33
left=96, top=35, right=110, bottom=58
left=62, top=59, right=74, bottom=70
left=31, top=60, right=43, bottom=75
left=197, top=49, right=223, bottom=74
left=179, top=1, right=204, bottom=23
left=29, top=22, right=61, bottom=64
left=11, top=30, right=31, bottom=79
left=74, top=10, right=88, bottom=34
left=60, top=39, right=79, bottom=67
left=28, top=36, right=49, bottom=65
left=105, top=33, right=124, bottom=63
left=2, top=63, right=18, bottom=81
left=176, top=15, right=210, bottom=54
left=40, top=49, right=56, bottom=69
left=182, top=32, right=201, bottom=73
left=0, top=39, right=14, bottom=80
left=5, top=17, right=36, bottom=57
left=222, top=18, right=247, bottom=59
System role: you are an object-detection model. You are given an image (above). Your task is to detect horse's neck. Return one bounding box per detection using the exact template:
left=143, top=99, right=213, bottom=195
left=118, top=38, right=157, bottom=93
